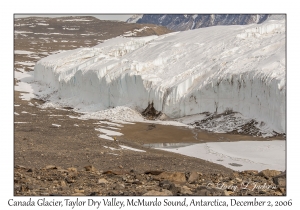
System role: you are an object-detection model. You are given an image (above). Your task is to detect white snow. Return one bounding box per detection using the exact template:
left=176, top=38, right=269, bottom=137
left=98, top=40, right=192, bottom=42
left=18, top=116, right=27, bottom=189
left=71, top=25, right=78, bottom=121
left=79, top=106, right=145, bottom=122
left=119, top=145, right=146, bottom=152
left=16, top=62, right=35, bottom=66
left=103, top=145, right=145, bottom=152
left=14, top=50, right=34, bottom=55
left=108, top=153, right=118, bottom=156
left=14, top=112, right=19, bottom=115
left=52, top=124, right=61, bottom=127
left=126, top=15, right=143, bottom=23
left=14, top=70, right=38, bottom=101
left=95, top=128, right=123, bottom=136
left=157, top=140, right=285, bottom=171
left=123, top=27, right=150, bottom=37
left=32, top=19, right=285, bottom=135
left=103, top=146, right=119, bottom=150
left=37, top=23, right=49, bottom=26
left=15, top=31, right=33, bottom=34
left=98, top=134, right=114, bottom=141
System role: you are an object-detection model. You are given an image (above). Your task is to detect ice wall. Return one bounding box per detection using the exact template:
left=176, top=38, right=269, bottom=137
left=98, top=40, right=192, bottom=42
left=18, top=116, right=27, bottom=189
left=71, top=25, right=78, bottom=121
left=34, top=19, right=286, bottom=133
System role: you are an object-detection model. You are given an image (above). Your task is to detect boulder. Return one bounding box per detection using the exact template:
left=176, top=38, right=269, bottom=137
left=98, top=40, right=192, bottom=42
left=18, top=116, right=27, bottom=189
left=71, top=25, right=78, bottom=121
left=188, top=171, right=199, bottom=183
left=155, top=172, right=186, bottom=183
left=258, top=169, right=281, bottom=178
left=143, top=189, right=173, bottom=196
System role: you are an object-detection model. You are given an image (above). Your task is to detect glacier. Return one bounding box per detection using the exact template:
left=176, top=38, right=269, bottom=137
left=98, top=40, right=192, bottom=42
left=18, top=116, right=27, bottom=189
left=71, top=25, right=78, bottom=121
left=34, top=18, right=286, bottom=134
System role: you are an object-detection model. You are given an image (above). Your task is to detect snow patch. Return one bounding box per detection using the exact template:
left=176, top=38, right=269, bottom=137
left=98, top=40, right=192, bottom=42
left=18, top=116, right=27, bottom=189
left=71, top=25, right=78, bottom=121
left=158, top=140, right=285, bottom=171
left=15, top=50, right=34, bottom=55
left=95, top=128, right=123, bottom=136
left=119, top=145, right=146, bottom=152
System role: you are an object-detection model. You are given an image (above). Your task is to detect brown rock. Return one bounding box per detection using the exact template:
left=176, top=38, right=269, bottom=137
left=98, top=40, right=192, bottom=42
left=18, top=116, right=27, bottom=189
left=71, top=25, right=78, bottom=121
left=67, top=167, right=78, bottom=173
left=143, top=189, right=173, bottom=196
left=15, top=165, right=27, bottom=170
left=144, top=170, right=164, bottom=175
left=71, top=193, right=85, bottom=196
left=60, top=181, right=67, bottom=187
left=44, top=165, right=57, bottom=170
left=74, top=189, right=85, bottom=193
left=97, top=178, right=108, bottom=184
left=273, top=172, right=286, bottom=187
left=180, top=186, right=193, bottom=195
left=84, top=165, right=96, bottom=172
left=155, top=172, right=186, bottom=183
left=243, top=170, right=258, bottom=175
left=235, top=177, right=242, bottom=183
left=224, top=190, right=234, bottom=196
left=188, top=171, right=199, bottom=183
left=258, top=169, right=281, bottom=178
left=279, top=187, right=286, bottom=194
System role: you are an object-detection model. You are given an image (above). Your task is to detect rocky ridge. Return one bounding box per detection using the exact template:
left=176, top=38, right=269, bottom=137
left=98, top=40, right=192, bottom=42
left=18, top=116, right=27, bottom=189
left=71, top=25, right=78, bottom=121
left=127, top=14, right=273, bottom=31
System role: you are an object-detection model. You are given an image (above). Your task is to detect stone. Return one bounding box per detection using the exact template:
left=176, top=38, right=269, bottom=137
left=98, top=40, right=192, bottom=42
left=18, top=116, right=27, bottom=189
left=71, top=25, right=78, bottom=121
left=15, top=165, right=27, bottom=169
left=113, top=183, right=125, bottom=190
left=155, top=172, right=186, bottom=183
left=67, top=167, right=78, bottom=173
left=97, top=178, right=108, bottom=184
left=143, top=189, right=173, bottom=196
left=273, top=172, right=286, bottom=187
left=66, top=178, right=75, bottom=183
left=103, top=170, right=126, bottom=175
left=74, top=189, right=85, bottom=193
left=235, top=177, right=242, bottom=182
left=242, top=170, right=258, bottom=175
left=44, top=165, right=57, bottom=170
left=144, top=170, right=164, bottom=175
left=195, top=186, right=224, bottom=196
left=224, top=190, right=234, bottom=196
left=84, top=165, right=96, bottom=172
left=188, top=171, right=199, bottom=183
left=180, top=186, right=193, bottom=195
left=132, top=181, right=143, bottom=185
left=57, top=169, right=68, bottom=173
left=258, top=169, right=281, bottom=178
left=159, top=180, right=173, bottom=189
left=71, top=193, right=85, bottom=196
left=279, top=187, right=286, bottom=194
left=60, top=181, right=67, bottom=187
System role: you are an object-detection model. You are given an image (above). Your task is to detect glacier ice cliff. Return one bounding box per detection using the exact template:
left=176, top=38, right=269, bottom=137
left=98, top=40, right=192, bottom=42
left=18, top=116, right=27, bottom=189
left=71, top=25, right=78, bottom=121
left=34, top=19, right=286, bottom=133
